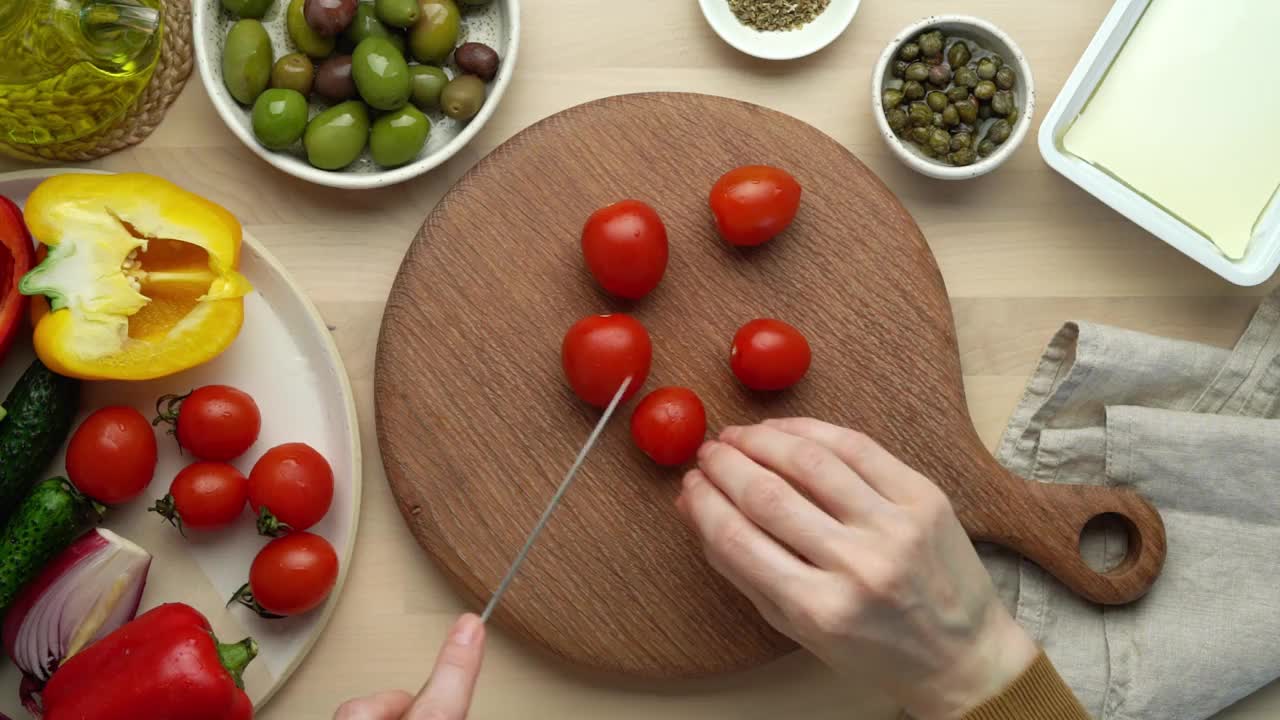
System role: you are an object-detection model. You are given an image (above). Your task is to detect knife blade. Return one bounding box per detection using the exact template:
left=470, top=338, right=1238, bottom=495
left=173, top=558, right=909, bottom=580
left=480, top=376, right=633, bottom=623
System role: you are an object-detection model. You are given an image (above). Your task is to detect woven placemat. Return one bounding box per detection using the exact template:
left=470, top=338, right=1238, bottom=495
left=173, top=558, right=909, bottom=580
left=0, top=0, right=193, bottom=163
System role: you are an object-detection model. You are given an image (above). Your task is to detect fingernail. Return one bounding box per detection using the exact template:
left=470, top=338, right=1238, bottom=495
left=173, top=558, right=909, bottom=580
left=681, top=470, right=700, bottom=491
left=452, top=614, right=481, bottom=646
left=719, top=426, right=740, bottom=441
left=697, top=440, right=717, bottom=461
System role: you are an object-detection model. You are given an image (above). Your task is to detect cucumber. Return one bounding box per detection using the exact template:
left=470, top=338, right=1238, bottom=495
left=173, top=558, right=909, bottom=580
left=0, top=360, right=79, bottom=522
left=0, top=477, right=103, bottom=610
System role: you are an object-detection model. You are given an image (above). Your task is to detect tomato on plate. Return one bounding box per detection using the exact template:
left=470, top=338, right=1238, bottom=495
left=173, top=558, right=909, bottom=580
left=581, top=199, right=669, bottom=300
left=233, top=531, right=338, bottom=617
left=155, top=385, right=261, bottom=461
left=561, top=313, right=652, bottom=407
left=152, top=462, right=248, bottom=533
left=248, top=442, right=335, bottom=534
left=709, top=165, right=802, bottom=247
left=730, top=318, right=811, bottom=391
left=66, top=406, right=158, bottom=505
left=630, top=387, right=707, bottom=466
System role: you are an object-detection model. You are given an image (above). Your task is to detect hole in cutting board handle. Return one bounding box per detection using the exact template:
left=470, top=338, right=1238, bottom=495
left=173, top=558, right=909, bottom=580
left=1078, top=512, right=1137, bottom=575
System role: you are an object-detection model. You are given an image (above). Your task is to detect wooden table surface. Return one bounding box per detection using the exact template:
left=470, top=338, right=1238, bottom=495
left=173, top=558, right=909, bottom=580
left=5, top=1, right=1278, bottom=717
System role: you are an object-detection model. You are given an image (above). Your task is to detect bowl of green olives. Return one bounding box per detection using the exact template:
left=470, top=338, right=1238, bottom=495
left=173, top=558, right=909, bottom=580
left=194, top=0, right=518, bottom=189
left=872, top=16, right=1034, bottom=180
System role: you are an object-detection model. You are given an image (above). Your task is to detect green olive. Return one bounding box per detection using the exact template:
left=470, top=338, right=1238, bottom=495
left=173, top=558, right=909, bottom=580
left=925, top=91, right=947, bottom=112
left=898, top=42, right=920, bottom=62
left=941, top=104, right=959, bottom=126
left=271, top=53, right=315, bottom=95
left=252, top=88, right=309, bottom=150
left=409, top=65, right=450, bottom=110
left=954, top=65, right=978, bottom=88
left=995, top=65, right=1016, bottom=91
left=222, top=0, right=274, bottom=18
left=376, top=0, right=420, bottom=27
left=974, top=80, right=996, bottom=101
left=947, top=148, right=977, bottom=166
left=410, top=0, right=461, bottom=65
left=223, top=20, right=274, bottom=105
left=304, top=100, right=369, bottom=169
left=440, top=74, right=485, bottom=120
left=946, top=41, right=971, bottom=68
left=345, top=3, right=397, bottom=47
left=907, top=101, right=932, bottom=128
left=990, top=90, right=1014, bottom=117
left=288, top=0, right=336, bottom=58
left=918, top=30, right=944, bottom=58
left=987, top=118, right=1013, bottom=145
left=370, top=105, right=430, bottom=166
left=885, top=107, right=908, bottom=134
left=902, top=80, right=925, bottom=101
left=883, top=88, right=905, bottom=110
left=977, top=57, right=997, bottom=81
left=352, top=36, right=411, bottom=109
left=954, top=98, right=978, bottom=125
left=950, top=131, right=972, bottom=151
left=891, top=60, right=909, bottom=79
left=977, top=139, right=996, bottom=157
left=904, top=62, right=929, bottom=82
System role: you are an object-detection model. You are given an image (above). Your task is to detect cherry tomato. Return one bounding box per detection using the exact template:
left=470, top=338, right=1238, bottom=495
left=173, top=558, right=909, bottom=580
left=247, top=532, right=338, bottom=616
left=66, top=406, right=158, bottom=505
left=730, top=318, right=811, bottom=391
left=630, top=387, right=707, bottom=466
left=561, top=313, right=652, bottom=407
left=709, top=165, right=802, bottom=247
left=581, top=199, right=669, bottom=300
left=158, top=385, right=261, bottom=462
left=249, top=443, right=335, bottom=532
left=156, top=462, right=249, bottom=532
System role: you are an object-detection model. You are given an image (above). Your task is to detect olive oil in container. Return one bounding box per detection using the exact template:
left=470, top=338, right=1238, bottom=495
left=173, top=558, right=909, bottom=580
left=0, top=0, right=163, bottom=146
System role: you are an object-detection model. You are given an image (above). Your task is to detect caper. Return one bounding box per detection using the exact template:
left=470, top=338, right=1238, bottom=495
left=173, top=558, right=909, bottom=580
left=925, top=91, right=947, bottom=112
left=928, top=128, right=951, bottom=155
left=950, top=131, right=972, bottom=151
left=924, top=54, right=944, bottom=67
left=990, top=54, right=1005, bottom=70
left=886, top=107, right=909, bottom=133
left=946, top=86, right=969, bottom=104
left=892, top=60, right=909, bottom=79
left=927, top=64, right=951, bottom=87
left=905, top=62, right=929, bottom=82
left=947, top=41, right=971, bottom=68
left=977, top=57, right=997, bottom=80
left=974, top=80, right=996, bottom=101
left=954, top=65, right=979, bottom=88
left=995, top=65, right=1016, bottom=90
left=932, top=112, right=945, bottom=128
left=941, top=104, right=959, bottom=126
left=947, top=148, right=977, bottom=166
left=899, top=42, right=921, bottom=62
left=954, top=98, right=978, bottom=124
left=907, top=101, right=932, bottom=128
left=883, top=88, right=905, bottom=110
left=987, top=118, right=1012, bottom=145
left=978, top=102, right=993, bottom=120
left=977, top=139, right=997, bottom=157
left=902, top=80, right=925, bottom=101
left=918, top=30, right=944, bottom=58
left=991, top=90, right=1014, bottom=117
left=909, top=126, right=931, bottom=144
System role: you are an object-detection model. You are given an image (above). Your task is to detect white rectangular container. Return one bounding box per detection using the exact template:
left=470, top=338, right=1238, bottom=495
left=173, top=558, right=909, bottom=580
left=1038, top=0, right=1280, bottom=286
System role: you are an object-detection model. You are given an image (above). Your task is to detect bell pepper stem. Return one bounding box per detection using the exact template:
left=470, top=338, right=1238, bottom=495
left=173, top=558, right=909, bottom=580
left=216, top=637, right=258, bottom=690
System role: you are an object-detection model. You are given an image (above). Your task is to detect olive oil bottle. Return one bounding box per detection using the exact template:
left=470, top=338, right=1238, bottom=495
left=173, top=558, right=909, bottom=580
left=0, top=0, right=163, bottom=146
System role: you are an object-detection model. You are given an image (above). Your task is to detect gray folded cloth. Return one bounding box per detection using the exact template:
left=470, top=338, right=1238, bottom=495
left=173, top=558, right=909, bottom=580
left=982, top=289, right=1280, bottom=720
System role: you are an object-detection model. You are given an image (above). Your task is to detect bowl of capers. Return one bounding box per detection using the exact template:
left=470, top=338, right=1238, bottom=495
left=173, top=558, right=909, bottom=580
left=872, top=16, right=1034, bottom=180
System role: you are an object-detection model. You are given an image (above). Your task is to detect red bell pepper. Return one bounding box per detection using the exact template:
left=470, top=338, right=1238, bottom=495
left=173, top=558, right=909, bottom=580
left=40, top=603, right=257, bottom=720
left=0, top=195, right=33, bottom=363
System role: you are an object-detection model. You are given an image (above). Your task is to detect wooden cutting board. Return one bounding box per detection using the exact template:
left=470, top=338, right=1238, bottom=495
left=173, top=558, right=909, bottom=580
left=375, top=93, right=1166, bottom=679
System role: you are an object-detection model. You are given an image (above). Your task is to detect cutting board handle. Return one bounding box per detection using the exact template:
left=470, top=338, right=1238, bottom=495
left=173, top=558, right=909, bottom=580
left=975, top=477, right=1167, bottom=605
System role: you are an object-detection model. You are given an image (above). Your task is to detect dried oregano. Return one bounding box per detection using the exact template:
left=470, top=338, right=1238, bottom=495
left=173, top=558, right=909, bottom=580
left=727, top=0, right=831, bottom=32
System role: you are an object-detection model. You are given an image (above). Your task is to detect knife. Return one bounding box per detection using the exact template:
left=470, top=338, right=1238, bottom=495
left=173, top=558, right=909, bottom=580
left=480, top=376, right=633, bottom=622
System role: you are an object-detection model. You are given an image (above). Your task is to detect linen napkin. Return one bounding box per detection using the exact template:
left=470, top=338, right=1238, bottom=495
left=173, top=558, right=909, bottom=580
left=979, top=289, right=1280, bottom=720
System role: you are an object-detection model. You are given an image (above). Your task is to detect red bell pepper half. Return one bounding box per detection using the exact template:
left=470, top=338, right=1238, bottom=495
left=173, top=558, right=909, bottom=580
left=40, top=603, right=257, bottom=720
left=0, top=195, right=33, bottom=362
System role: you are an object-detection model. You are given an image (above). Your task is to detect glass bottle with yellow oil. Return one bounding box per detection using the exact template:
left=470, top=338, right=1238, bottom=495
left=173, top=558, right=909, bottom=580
left=0, top=0, right=164, bottom=146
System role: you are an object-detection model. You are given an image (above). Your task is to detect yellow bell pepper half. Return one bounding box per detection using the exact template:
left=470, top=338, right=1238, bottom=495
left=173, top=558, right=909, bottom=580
left=19, top=174, right=252, bottom=381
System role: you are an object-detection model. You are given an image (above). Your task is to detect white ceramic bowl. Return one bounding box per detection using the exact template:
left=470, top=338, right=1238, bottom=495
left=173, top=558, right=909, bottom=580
left=699, top=0, right=859, bottom=60
left=872, top=15, right=1035, bottom=181
left=193, top=0, right=519, bottom=190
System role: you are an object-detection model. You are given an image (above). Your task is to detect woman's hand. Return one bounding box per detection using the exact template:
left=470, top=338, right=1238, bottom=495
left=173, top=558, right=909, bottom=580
left=677, top=419, right=1038, bottom=720
left=334, top=614, right=485, bottom=720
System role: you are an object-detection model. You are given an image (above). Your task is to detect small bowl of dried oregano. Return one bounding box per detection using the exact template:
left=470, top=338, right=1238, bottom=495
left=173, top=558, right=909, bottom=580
left=699, top=0, right=860, bottom=60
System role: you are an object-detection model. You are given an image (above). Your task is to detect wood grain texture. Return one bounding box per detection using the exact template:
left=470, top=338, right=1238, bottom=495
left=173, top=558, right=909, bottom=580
left=375, top=93, right=1166, bottom=679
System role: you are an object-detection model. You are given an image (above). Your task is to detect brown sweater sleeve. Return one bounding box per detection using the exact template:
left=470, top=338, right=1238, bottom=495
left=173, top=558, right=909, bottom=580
left=960, top=652, right=1092, bottom=720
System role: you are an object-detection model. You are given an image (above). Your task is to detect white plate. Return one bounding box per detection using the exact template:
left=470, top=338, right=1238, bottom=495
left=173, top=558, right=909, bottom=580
left=193, top=0, right=520, bottom=190
left=1038, top=0, right=1280, bottom=286
left=698, top=0, right=859, bottom=61
left=0, top=169, right=361, bottom=713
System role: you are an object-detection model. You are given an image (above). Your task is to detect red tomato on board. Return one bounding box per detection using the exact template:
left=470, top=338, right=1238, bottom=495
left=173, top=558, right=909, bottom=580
left=248, top=443, right=335, bottom=532
left=561, top=313, right=652, bottom=407
left=709, top=165, right=802, bottom=247
left=630, top=387, right=707, bottom=466
left=247, top=532, right=338, bottom=616
left=66, top=406, right=158, bottom=505
left=165, top=385, right=262, bottom=462
left=581, top=200, right=669, bottom=300
left=730, top=318, right=811, bottom=391
left=163, top=462, right=249, bottom=532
